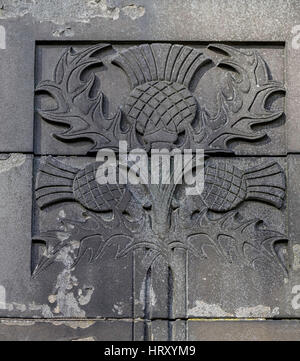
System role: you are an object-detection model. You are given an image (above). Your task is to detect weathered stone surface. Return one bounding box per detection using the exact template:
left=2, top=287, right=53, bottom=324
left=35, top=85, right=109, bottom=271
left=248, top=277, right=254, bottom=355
left=1, top=0, right=299, bottom=155
left=287, top=155, right=300, bottom=317
left=188, top=320, right=300, bottom=341
left=134, top=320, right=187, bottom=341
left=286, top=38, right=300, bottom=153
left=34, top=43, right=286, bottom=156
left=31, top=156, right=134, bottom=319
left=0, top=318, right=300, bottom=341
left=0, top=154, right=34, bottom=316
left=134, top=319, right=300, bottom=341
left=0, top=0, right=300, bottom=341
left=0, top=22, right=34, bottom=152
left=187, top=157, right=289, bottom=318
left=0, top=0, right=299, bottom=41
left=0, top=319, right=132, bottom=341
left=25, top=156, right=292, bottom=319
left=0, top=155, right=296, bottom=321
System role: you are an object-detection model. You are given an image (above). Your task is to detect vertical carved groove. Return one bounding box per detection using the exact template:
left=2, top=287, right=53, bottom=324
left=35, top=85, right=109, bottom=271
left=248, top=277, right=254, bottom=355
left=144, top=266, right=152, bottom=320
left=168, top=266, right=174, bottom=341
left=144, top=266, right=152, bottom=341
left=168, top=266, right=174, bottom=319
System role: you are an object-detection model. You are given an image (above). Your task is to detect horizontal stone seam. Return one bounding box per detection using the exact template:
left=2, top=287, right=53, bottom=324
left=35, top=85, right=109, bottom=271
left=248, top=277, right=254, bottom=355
left=1, top=318, right=300, bottom=322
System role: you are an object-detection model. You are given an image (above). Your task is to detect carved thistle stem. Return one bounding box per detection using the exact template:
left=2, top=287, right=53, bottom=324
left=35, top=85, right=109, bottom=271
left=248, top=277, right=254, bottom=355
left=147, top=182, right=177, bottom=238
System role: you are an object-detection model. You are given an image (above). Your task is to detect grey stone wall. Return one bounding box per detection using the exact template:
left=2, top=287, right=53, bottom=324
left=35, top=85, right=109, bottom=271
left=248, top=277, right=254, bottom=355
left=0, top=0, right=300, bottom=341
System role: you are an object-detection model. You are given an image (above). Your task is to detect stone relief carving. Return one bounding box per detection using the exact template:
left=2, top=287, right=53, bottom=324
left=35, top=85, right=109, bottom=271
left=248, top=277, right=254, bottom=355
left=33, top=156, right=288, bottom=274
left=36, top=43, right=284, bottom=153
left=33, top=43, right=288, bottom=319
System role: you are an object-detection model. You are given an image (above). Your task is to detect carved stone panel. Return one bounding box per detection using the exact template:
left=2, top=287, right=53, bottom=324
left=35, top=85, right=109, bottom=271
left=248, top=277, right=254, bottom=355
left=0, top=0, right=300, bottom=341
left=35, top=43, right=285, bottom=156
left=29, top=155, right=289, bottom=321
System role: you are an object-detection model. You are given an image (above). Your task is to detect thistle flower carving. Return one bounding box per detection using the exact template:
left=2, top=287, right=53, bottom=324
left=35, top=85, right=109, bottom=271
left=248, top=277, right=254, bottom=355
left=33, top=43, right=288, bottom=287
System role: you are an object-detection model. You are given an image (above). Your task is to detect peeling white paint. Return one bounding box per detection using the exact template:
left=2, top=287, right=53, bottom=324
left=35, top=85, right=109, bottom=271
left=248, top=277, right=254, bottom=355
left=0, top=154, right=26, bottom=173
left=188, top=300, right=233, bottom=317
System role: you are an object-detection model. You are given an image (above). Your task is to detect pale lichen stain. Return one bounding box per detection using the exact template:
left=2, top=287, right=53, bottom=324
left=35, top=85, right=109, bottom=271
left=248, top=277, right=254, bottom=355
left=52, top=320, right=95, bottom=330
left=28, top=302, right=53, bottom=318
left=78, top=286, right=95, bottom=306
left=0, top=319, right=96, bottom=331
left=72, top=336, right=95, bottom=341
left=0, top=0, right=146, bottom=24
left=121, top=4, right=145, bottom=20
left=1, top=320, right=36, bottom=327
left=189, top=300, right=281, bottom=318
left=50, top=269, right=86, bottom=318
left=0, top=285, right=6, bottom=310
left=45, top=219, right=95, bottom=317
left=293, top=244, right=300, bottom=271
left=113, top=302, right=125, bottom=315
left=235, top=305, right=280, bottom=318
left=0, top=286, right=52, bottom=316
left=87, top=0, right=120, bottom=20
left=188, top=300, right=233, bottom=318
left=0, top=154, right=26, bottom=174
left=48, top=295, right=56, bottom=304
left=138, top=276, right=157, bottom=309
left=0, top=299, right=53, bottom=318
left=52, top=26, right=74, bottom=37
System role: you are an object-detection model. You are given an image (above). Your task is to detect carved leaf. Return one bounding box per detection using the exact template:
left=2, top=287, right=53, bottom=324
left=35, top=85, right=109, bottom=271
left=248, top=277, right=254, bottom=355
left=32, top=231, right=71, bottom=276
left=36, top=44, right=130, bottom=152
left=186, top=210, right=288, bottom=275
left=201, top=44, right=285, bottom=151
left=32, top=210, right=136, bottom=276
